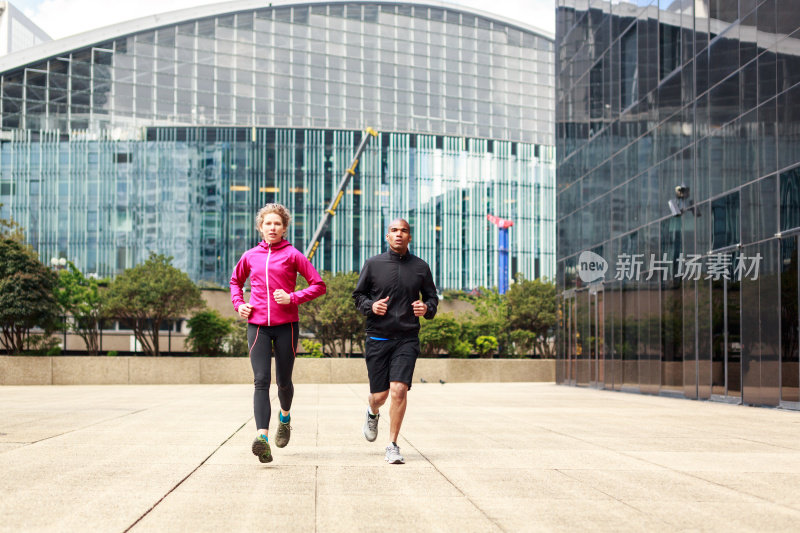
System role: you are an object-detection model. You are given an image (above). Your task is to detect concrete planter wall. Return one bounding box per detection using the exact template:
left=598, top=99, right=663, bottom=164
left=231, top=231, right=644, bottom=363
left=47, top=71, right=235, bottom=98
left=0, top=356, right=555, bottom=385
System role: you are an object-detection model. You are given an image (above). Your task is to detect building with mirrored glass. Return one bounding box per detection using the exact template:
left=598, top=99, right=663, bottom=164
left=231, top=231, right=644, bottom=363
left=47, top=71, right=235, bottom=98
left=0, top=0, right=556, bottom=291
left=555, top=0, right=800, bottom=408
left=0, top=1, right=51, bottom=57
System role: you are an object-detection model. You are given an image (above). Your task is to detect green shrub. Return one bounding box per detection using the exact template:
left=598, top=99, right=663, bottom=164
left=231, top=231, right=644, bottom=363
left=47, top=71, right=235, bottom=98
left=449, top=340, right=472, bottom=358
left=418, top=314, right=461, bottom=356
left=441, top=289, right=469, bottom=301
left=299, top=271, right=365, bottom=357
left=475, top=335, right=498, bottom=358
left=107, top=350, right=118, bottom=357
left=186, top=310, right=234, bottom=356
left=508, top=329, right=537, bottom=358
left=23, top=334, right=61, bottom=355
left=224, top=320, right=249, bottom=357
left=300, top=339, right=324, bottom=358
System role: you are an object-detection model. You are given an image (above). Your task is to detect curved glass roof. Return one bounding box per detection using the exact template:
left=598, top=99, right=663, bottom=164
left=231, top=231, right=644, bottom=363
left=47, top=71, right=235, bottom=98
left=0, top=0, right=554, bottom=144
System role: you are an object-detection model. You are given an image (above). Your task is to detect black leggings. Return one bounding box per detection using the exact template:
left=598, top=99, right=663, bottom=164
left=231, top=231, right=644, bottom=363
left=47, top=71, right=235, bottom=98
left=247, top=322, right=298, bottom=430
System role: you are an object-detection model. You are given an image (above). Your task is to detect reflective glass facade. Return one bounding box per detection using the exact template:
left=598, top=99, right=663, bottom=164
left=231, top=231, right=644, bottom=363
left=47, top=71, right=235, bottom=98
left=555, top=0, right=800, bottom=408
left=0, top=1, right=556, bottom=290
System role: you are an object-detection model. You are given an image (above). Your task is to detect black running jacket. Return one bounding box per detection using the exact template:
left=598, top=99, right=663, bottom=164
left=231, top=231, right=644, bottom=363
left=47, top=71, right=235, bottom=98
left=352, top=250, right=439, bottom=338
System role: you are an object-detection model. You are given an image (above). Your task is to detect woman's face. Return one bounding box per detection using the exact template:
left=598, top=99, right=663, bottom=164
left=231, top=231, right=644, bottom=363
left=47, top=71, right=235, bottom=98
left=260, top=213, right=285, bottom=244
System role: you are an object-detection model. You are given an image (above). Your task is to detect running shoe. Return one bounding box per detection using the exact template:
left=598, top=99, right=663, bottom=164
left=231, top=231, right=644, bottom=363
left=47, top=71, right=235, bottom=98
left=251, top=435, right=272, bottom=463
left=363, top=410, right=379, bottom=442
left=384, top=444, right=404, bottom=464
left=275, top=420, right=291, bottom=448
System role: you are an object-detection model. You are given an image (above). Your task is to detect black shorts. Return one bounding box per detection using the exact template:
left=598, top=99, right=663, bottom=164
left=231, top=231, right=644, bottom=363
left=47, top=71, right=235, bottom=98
left=364, top=337, right=420, bottom=393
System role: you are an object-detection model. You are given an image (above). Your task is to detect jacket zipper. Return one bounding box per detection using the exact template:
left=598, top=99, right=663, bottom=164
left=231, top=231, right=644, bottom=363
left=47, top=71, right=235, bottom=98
left=393, top=259, right=400, bottom=328
left=265, top=243, right=272, bottom=326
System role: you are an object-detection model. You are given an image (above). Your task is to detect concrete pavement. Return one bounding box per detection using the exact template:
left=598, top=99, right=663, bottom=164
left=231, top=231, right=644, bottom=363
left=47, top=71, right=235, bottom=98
left=2, top=383, right=800, bottom=532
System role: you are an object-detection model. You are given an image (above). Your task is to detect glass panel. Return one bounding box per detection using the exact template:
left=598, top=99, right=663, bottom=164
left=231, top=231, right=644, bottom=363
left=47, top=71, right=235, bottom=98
left=661, top=217, right=683, bottom=393
left=659, top=21, right=680, bottom=79
left=711, top=275, right=725, bottom=395
left=590, top=290, right=600, bottom=385
left=728, top=253, right=742, bottom=398
left=620, top=25, right=637, bottom=110
left=682, top=202, right=701, bottom=399
left=781, top=167, right=800, bottom=232
left=760, top=240, right=781, bottom=406
left=740, top=243, right=760, bottom=404
left=557, top=295, right=565, bottom=384
left=622, top=280, right=639, bottom=390
left=576, top=289, right=590, bottom=386
left=780, top=236, right=799, bottom=403
left=604, top=281, right=616, bottom=390
left=711, top=191, right=739, bottom=250
left=569, top=294, right=578, bottom=383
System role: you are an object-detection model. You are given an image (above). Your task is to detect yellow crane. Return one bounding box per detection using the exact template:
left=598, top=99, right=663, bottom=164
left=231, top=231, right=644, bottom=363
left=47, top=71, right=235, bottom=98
left=303, top=127, right=378, bottom=259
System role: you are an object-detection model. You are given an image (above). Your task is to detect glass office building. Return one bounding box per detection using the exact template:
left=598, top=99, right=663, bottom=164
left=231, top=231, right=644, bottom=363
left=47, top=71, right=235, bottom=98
left=0, top=0, right=556, bottom=291
left=555, top=0, right=800, bottom=408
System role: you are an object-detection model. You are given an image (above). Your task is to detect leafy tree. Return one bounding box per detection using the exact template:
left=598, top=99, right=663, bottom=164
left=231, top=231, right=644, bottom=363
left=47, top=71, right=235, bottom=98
left=506, top=274, right=558, bottom=357
left=186, top=310, right=233, bottom=356
left=55, top=262, right=106, bottom=356
left=419, top=314, right=461, bottom=356
left=300, top=271, right=365, bottom=357
left=104, top=253, right=204, bottom=356
left=0, top=203, right=23, bottom=242
left=0, top=239, right=60, bottom=354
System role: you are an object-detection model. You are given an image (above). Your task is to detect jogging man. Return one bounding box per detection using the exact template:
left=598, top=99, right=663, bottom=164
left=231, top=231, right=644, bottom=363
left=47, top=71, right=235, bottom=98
left=353, top=218, right=438, bottom=464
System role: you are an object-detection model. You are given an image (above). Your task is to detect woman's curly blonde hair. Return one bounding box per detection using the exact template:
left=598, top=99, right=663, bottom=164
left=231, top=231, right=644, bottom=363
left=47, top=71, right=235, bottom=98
left=255, top=203, right=291, bottom=233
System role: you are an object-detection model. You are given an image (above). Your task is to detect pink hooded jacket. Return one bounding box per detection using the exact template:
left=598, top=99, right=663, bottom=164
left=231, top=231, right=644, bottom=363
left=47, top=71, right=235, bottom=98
left=230, top=239, right=326, bottom=327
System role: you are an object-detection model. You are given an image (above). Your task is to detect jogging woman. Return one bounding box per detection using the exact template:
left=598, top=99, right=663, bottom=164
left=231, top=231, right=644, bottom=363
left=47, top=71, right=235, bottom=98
left=230, top=203, right=326, bottom=463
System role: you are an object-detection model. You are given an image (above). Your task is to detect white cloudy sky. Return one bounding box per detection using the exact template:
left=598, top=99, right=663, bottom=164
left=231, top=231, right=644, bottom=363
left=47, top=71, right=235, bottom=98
left=13, top=0, right=555, bottom=40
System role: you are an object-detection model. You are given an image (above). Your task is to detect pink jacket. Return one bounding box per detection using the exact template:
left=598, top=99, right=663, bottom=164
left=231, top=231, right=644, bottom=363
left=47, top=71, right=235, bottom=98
left=230, top=239, right=326, bottom=327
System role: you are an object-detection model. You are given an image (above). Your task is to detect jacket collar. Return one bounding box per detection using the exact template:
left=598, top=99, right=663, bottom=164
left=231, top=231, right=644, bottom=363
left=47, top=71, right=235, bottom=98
left=388, top=249, right=409, bottom=260
left=259, top=238, right=290, bottom=251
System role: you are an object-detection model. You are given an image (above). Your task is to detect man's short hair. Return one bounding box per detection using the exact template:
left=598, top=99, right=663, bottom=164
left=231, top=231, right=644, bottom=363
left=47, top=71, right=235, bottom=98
left=387, top=218, right=411, bottom=232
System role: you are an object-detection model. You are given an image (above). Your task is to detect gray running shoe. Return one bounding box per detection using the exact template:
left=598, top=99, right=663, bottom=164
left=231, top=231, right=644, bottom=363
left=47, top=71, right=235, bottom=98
left=384, top=444, right=404, bottom=464
left=275, top=420, right=291, bottom=448
left=363, top=410, right=379, bottom=442
left=251, top=435, right=272, bottom=463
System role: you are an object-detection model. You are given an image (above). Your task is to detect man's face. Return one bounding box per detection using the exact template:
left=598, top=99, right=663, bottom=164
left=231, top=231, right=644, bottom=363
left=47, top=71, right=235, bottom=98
left=386, top=219, right=411, bottom=254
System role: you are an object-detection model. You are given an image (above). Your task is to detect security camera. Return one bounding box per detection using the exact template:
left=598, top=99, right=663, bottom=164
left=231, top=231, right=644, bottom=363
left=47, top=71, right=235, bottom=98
left=668, top=199, right=682, bottom=217
left=674, top=184, right=690, bottom=199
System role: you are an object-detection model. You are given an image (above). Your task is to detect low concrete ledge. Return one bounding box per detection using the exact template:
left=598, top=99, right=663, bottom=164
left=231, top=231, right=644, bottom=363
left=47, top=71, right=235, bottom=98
left=53, top=357, right=129, bottom=385
left=129, top=357, right=201, bottom=384
left=0, top=356, right=555, bottom=385
left=199, top=357, right=251, bottom=384
left=1, top=356, right=52, bottom=385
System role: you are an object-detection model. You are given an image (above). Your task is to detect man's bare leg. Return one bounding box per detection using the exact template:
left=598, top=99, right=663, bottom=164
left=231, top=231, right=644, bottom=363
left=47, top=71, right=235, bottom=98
left=369, top=389, right=389, bottom=414
left=388, top=381, right=408, bottom=443
left=363, top=389, right=387, bottom=442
